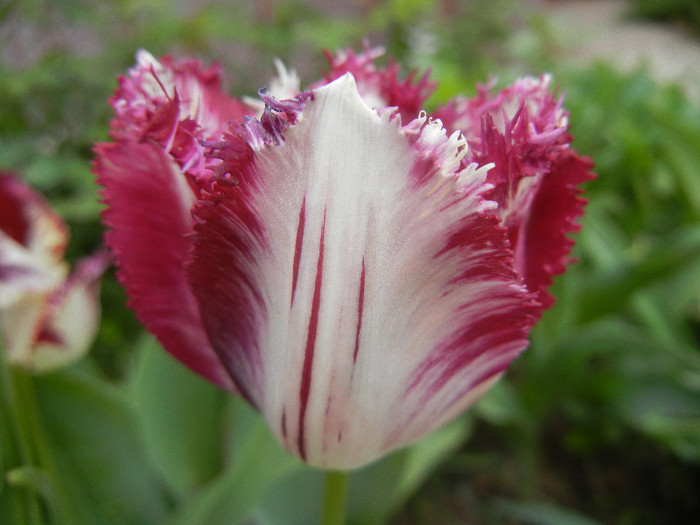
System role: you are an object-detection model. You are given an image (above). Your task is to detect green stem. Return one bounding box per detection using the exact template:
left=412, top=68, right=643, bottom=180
left=0, top=344, right=44, bottom=524
left=320, top=470, right=349, bottom=525
left=14, top=368, right=79, bottom=525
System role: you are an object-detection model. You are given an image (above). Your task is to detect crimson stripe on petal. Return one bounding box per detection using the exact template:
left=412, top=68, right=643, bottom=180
left=297, top=210, right=326, bottom=461
left=291, top=198, right=306, bottom=307
left=353, top=258, right=365, bottom=364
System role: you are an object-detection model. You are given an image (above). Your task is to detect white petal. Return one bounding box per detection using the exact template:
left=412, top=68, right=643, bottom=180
left=190, top=75, right=536, bottom=468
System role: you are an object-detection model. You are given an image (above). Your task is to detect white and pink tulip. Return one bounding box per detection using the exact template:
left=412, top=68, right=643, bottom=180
left=94, top=47, right=593, bottom=469
left=0, top=172, right=109, bottom=373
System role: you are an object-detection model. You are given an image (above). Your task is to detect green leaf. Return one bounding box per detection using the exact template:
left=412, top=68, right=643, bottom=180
left=475, top=379, right=525, bottom=426
left=577, top=225, right=700, bottom=322
left=130, top=335, right=226, bottom=497
left=170, top=396, right=303, bottom=525
left=652, top=108, right=700, bottom=221
left=614, top=377, right=700, bottom=461
left=33, top=368, right=169, bottom=525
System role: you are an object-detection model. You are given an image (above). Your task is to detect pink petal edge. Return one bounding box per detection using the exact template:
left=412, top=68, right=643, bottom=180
left=435, top=75, right=595, bottom=311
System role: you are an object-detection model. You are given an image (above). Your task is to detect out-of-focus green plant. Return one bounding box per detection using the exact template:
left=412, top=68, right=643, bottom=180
left=629, top=0, right=700, bottom=36
left=529, top=65, right=700, bottom=459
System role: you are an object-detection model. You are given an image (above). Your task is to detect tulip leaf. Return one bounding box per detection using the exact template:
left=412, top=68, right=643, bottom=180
left=33, top=367, right=169, bottom=525
left=130, top=334, right=226, bottom=497
left=170, top=395, right=303, bottom=525
left=651, top=103, right=700, bottom=220
left=614, top=376, right=700, bottom=462
left=577, top=203, right=630, bottom=271
left=577, top=225, right=700, bottom=323
left=245, top=470, right=323, bottom=525
left=475, top=379, right=525, bottom=425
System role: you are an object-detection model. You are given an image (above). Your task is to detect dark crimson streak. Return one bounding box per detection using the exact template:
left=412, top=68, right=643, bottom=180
left=291, top=198, right=306, bottom=306
left=297, top=211, right=325, bottom=460
left=353, top=259, right=366, bottom=363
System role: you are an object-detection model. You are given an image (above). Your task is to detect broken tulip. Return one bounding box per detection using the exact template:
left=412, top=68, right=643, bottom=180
left=94, top=48, right=593, bottom=469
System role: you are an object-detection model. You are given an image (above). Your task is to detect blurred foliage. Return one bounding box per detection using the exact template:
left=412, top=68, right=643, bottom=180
left=629, top=0, right=700, bottom=36
left=1, top=0, right=700, bottom=524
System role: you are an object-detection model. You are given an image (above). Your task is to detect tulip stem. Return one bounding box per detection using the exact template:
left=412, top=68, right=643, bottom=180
left=0, top=345, right=44, bottom=524
left=321, top=470, right=350, bottom=525
left=13, top=368, right=79, bottom=525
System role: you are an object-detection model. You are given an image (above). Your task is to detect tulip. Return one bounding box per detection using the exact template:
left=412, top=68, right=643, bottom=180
left=0, top=172, right=109, bottom=373
left=94, top=48, right=593, bottom=469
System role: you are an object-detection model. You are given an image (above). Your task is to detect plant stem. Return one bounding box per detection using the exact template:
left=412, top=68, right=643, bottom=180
left=0, top=344, right=44, bottom=524
left=321, top=470, right=349, bottom=525
left=14, top=368, right=79, bottom=525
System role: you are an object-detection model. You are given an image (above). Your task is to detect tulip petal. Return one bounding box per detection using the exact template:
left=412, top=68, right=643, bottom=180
left=29, top=251, right=111, bottom=373
left=0, top=171, right=68, bottom=276
left=109, top=50, right=252, bottom=184
left=95, top=51, right=255, bottom=390
left=0, top=172, right=69, bottom=363
left=189, top=76, right=537, bottom=468
left=95, top=141, right=236, bottom=390
left=317, top=45, right=436, bottom=123
left=435, top=76, right=594, bottom=310
left=508, top=149, right=594, bottom=309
